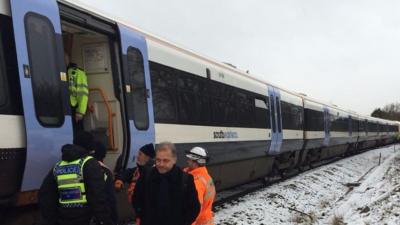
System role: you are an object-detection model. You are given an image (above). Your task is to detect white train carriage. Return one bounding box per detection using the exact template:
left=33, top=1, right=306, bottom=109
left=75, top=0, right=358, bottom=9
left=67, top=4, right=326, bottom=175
left=0, top=0, right=399, bottom=210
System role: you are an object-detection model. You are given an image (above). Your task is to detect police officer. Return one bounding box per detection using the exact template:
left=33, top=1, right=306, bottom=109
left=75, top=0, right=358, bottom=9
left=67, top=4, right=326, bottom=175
left=65, top=53, right=89, bottom=133
left=38, top=140, right=114, bottom=225
left=184, top=147, right=216, bottom=225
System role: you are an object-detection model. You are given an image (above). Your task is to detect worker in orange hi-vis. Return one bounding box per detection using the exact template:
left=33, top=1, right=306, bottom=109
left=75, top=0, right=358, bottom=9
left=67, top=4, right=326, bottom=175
left=184, top=147, right=216, bottom=225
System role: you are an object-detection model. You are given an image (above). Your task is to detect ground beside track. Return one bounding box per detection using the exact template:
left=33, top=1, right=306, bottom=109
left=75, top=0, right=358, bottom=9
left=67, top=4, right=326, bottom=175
left=215, top=145, right=400, bottom=225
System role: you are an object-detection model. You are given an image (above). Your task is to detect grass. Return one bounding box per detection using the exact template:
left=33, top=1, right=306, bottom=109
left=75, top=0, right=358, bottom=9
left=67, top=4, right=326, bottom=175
left=330, top=214, right=346, bottom=225
left=290, top=211, right=316, bottom=224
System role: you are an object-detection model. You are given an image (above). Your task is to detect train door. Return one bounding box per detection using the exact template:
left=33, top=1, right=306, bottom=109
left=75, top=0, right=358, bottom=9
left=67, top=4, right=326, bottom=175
left=118, top=24, right=155, bottom=168
left=323, top=108, right=330, bottom=146
left=267, top=86, right=282, bottom=154
left=349, top=115, right=352, bottom=137
left=10, top=0, right=71, bottom=191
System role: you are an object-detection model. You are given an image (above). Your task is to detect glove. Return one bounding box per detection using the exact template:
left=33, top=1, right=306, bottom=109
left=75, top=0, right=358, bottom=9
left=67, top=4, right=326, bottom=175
left=114, top=179, right=124, bottom=191
left=75, top=113, right=84, bottom=122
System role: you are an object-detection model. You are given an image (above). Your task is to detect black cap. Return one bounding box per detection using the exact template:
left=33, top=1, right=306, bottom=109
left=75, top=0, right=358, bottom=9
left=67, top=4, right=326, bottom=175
left=139, top=144, right=155, bottom=159
left=74, top=131, right=95, bottom=152
left=93, top=141, right=107, bottom=161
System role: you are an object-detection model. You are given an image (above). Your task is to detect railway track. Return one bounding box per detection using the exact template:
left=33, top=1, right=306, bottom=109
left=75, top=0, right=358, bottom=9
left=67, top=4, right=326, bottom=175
left=212, top=148, right=379, bottom=210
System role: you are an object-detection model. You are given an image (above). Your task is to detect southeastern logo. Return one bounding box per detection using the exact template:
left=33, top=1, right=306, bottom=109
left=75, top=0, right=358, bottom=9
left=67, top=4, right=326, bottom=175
left=213, top=131, right=238, bottom=139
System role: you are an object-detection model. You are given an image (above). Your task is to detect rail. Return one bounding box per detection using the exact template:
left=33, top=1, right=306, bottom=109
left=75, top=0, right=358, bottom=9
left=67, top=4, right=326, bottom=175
left=88, top=88, right=116, bottom=151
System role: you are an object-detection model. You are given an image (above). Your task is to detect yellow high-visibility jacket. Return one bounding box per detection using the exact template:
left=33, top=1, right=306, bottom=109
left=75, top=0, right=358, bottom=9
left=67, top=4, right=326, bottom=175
left=68, top=67, right=88, bottom=115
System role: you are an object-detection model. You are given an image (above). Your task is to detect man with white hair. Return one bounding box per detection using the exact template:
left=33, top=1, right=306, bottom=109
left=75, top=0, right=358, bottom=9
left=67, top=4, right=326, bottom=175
left=132, top=142, right=200, bottom=225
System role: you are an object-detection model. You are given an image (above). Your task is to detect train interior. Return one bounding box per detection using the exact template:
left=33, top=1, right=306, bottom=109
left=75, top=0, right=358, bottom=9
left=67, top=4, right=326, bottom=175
left=61, top=21, right=123, bottom=170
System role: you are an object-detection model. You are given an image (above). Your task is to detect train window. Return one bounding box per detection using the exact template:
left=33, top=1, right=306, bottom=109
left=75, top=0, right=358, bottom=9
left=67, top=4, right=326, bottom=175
left=211, top=99, right=225, bottom=125
left=127, top=47, right=149, bottom=130
left=305, top=108, right=324, bottom=131
left=255, top=98, right=269, bottom=128
left=358, top=120, right=363, bottom=132
left=0, top=32, right=7, bottom=107
left=210, top=82, right=236, bottom=127
left=331, top=116, right=348, bottom=132
left=353, top=118, right=358, bottom=132
left=281, top=101, right=303, bottom=130
left=150, top=61, right=265, bottom=128
left=25, top=13, right=64, bottom=127
left=150, top=62, right=178, bottom=123
left=177, top=73, right=211, bottom=125
left=236, top=91, right=254, bottom=127
left=178, top=90, right=195, bottom=123
left=255, top=99, right=267, bottom=109
left=0, top=16, right=22, bottom=115
left=199, top=95, right=211, bottom=124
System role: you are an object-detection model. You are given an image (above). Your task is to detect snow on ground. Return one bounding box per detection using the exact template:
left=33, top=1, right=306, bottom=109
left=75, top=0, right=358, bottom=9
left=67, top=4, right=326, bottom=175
left=215, top=145, right=400, bottom=225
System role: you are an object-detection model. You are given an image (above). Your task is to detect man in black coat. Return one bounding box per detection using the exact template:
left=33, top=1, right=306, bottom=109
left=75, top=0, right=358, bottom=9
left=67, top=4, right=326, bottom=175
left=114, top=143, right=155, bottom=200
left=132, top=142, right=200, bottom=225
left=38, top=142, right=114, bottom=225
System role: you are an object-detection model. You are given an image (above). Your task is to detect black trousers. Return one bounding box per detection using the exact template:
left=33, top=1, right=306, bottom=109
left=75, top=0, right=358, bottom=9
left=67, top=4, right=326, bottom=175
left=72, top=107, right=84, bottom=141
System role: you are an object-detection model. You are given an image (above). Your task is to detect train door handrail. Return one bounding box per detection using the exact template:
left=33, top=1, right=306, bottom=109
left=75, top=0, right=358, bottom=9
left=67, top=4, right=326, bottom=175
left=88, top=88, right=116, bottom=151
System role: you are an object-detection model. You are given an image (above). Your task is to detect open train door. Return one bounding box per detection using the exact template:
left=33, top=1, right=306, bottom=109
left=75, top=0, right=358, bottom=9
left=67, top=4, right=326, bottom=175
left=118, top=24, right=155, bottom=168
left=10, top=0, right=72, bottom=192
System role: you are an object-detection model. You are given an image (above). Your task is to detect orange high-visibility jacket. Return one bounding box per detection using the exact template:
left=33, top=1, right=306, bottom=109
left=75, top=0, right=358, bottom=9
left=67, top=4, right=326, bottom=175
left=185, top=166, right=216, bottom=225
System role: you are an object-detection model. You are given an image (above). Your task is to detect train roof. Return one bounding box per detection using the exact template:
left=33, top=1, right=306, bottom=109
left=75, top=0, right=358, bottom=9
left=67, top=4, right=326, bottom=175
left=60, top=0, right=398, bottom=125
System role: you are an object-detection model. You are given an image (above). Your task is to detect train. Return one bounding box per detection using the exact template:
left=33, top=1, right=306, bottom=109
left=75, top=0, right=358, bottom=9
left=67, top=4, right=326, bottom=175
left=0, top=0, right=399, bottom=210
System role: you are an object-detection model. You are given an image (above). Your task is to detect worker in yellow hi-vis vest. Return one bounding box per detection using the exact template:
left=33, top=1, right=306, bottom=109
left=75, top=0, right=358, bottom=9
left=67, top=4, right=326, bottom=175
left=68, top=64, right=88, bottom=131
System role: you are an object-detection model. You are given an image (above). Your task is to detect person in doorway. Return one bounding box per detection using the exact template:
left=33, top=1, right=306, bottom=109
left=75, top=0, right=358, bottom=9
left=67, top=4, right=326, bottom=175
left=64, top=52, right=89, bottom=135
left=132, top=142, right=200, bottom=225
left=184, top=147, right=216, bottom=225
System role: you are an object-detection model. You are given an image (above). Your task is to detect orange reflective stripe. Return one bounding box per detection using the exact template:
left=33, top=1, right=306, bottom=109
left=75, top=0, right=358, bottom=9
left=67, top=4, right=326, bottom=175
left=196, top=175, right=215, bottom=202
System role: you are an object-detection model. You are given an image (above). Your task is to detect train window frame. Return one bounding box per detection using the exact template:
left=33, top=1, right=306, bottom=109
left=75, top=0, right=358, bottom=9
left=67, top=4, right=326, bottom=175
left=126, top=46, right=149, bottom=130
left=24, top=12, right=64, bottom=127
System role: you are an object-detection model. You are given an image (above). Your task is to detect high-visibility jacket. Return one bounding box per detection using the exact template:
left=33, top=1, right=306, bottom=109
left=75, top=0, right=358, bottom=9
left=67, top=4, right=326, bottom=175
left=127, top=167, right=141, bottom=203
left=53, top=156, right=93, bottom=206
left=68, top=67, right=88, bottom=115
left=185, top=166, right=216, bottom=225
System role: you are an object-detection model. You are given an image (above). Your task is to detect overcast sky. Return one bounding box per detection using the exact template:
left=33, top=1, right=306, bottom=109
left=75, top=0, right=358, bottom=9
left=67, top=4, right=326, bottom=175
left=76, top=0, right=399, bottom=115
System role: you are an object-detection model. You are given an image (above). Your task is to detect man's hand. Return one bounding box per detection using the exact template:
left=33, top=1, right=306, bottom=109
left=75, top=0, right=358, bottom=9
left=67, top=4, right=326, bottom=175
left=75, top=113, right=84, bottom=122
left=114, top=179, right=124, bottom=191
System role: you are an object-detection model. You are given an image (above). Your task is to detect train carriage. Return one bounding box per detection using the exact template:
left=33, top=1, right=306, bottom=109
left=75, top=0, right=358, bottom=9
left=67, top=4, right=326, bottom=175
left=0, top=0, right=399, bottom=212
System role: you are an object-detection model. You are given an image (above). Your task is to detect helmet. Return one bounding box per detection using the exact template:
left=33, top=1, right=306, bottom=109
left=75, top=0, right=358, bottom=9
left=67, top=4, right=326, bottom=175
left=185, top=147, right=209, bottom=164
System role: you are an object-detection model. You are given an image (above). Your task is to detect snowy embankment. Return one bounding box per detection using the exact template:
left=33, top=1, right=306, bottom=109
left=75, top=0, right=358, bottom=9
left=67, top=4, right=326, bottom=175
left=215, top=145, right=400, bottom=225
